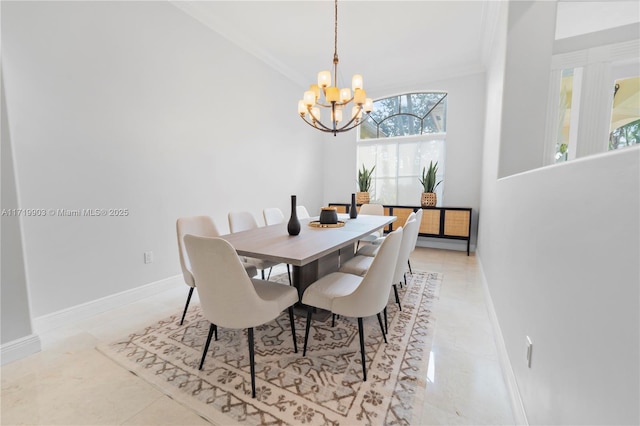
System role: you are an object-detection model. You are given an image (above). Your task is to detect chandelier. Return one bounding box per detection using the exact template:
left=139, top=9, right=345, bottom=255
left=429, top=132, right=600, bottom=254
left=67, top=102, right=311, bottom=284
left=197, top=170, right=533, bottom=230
left=297, top=0, right=373, bottom=136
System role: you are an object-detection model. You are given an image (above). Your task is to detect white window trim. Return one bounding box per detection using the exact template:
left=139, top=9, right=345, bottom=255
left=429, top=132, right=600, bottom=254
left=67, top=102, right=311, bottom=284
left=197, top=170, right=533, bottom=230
left=544, top=39, right=640, bottom=165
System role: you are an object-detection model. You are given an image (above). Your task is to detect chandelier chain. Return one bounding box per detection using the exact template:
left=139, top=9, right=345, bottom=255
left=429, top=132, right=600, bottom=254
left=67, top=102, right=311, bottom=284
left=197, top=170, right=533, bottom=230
left=333, top=0, right=339, bottom=65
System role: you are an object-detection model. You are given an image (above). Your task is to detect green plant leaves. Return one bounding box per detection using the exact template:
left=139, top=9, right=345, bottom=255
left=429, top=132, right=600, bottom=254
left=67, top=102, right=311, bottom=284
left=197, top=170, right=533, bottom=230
left=357, top=164, right=375, bottom=192
left=418, top=160, right=442, bottom=192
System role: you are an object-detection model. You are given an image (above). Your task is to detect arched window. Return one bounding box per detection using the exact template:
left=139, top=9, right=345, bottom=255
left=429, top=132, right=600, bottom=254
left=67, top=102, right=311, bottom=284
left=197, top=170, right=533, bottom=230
left=357, top=92, right=447, bottom=205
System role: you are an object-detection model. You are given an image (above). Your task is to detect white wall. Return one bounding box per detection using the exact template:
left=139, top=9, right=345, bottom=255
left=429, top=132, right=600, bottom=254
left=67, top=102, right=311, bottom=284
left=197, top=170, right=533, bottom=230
left=323, top=72, right=487, bottom=249
left=2, top=1, right=325, bottom=320
left=1, top=75, right=36, bottom=344
left=479, top=2, right=640, bottom=424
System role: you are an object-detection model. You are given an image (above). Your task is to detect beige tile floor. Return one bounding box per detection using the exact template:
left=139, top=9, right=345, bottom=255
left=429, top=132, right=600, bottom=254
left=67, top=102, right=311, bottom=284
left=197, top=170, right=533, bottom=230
left=1, top=247, right=514, bottom=425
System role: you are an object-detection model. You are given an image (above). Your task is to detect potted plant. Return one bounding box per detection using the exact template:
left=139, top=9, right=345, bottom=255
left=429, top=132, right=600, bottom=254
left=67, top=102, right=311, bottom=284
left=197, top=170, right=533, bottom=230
left=357, top=164, right=375, bottom=204
left=418, top=161, right=442, bottom=207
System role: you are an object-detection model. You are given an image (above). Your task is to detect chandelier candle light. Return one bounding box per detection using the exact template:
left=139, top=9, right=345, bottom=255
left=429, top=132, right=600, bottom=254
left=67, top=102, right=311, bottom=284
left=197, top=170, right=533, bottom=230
left=298, top=0, right=373, bottom=136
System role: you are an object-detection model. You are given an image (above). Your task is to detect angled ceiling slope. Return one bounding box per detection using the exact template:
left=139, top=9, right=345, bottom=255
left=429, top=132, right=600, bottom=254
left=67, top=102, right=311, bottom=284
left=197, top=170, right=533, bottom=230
left=171, top=1, right=492, bottom=95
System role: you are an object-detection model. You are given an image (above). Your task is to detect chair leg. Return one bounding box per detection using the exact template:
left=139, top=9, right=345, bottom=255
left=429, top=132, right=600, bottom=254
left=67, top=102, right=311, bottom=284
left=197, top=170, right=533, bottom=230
left=214, top=324, right=218, bottom=341
left=286, top=264, right=292, bottom=285
left=357, top=317, right=367, bottom=381
left=180, top=287, right=194, bottom=325
left=199, top=323, right=215, bottom=370
left=408, top=259, right=413, bottom=275
left=383, top=307, right=388, bottom=335
left=332, top=313, right=335, bottom=327
left=288, top=307, right=297, bottom=353
left=394, top=284, right=402, bottom=311
left=248, top=327, right=256, bottom=398
left=303, top=306, right=313, bottom=356
left=261, top=269, right=265, bottom=280
left=403, top=272, right=407, bottom=287
left=267, top=267, right=273, bottom=280
left=377, top=313, right=387, bottom=344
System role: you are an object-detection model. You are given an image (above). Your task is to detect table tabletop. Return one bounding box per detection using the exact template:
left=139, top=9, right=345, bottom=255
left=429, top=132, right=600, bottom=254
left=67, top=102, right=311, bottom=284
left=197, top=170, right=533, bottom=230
left=219, top=214, right=396, bottom=266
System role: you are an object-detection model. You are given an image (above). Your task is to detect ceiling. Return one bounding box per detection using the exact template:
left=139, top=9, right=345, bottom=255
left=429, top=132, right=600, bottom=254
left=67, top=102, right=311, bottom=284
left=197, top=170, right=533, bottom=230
left=171, top=1, right=495, bottom=95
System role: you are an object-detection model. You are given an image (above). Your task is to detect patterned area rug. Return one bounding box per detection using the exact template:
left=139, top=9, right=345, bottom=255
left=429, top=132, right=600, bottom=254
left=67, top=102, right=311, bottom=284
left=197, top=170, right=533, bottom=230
left=98, top=271, right=441, bottom=425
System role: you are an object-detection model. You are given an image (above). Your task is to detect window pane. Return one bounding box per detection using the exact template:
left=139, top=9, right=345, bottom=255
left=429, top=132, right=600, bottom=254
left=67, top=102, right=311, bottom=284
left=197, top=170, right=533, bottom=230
left=424, top=96, right=447, bottom=133
left=409, top=93, right=447, bottom=119
left=555, top=68, right=575, bottom=163
left=372, top=178, right=397, bottom=205
left=418, top=140, right=446, bottom=171
left=357, top=145, right=377, bottom=173
left=609, top=76, right=640, bottom=150
left=359, top=92, right=447, bottom=140
left=375, top=143, right=397, bottom=178
left=398, top=143, right=422, bottom=177
left=379, top=115, right=422, bottom=138
left=397, top=176, right=422, bottom=206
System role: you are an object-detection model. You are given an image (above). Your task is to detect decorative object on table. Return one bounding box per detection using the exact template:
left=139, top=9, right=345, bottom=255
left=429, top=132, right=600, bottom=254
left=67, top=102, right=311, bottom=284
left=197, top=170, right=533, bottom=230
left=98, top=270, right=442, bottom=426
left=350, top=193, right=358, bottom=218
left=308, top=220, right=345, bottom=228
left=418, top=160, right=442, bottom=207
left=287, top=195, right=301, bottom=236
left=297, top=0, right=373, bottom=136
left=356, top=164, right=375, bottom=204
left=319, top=206, right=338, bottom=224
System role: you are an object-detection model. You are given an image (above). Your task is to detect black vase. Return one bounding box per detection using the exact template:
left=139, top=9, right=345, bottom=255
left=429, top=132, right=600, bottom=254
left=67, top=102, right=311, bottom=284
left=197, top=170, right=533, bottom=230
left=350, top=193, right=358, bottom=219
left=288, top=195, right=301, bottom=236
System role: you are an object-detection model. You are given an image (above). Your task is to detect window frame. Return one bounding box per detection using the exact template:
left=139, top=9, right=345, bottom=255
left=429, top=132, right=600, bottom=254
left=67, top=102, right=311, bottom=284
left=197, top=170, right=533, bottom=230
left=356, top=91, right=448, bottom=206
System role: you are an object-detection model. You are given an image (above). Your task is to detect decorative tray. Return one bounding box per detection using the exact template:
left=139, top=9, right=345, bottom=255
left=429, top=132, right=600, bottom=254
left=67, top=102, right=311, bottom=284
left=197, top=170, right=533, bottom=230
left=308, top=220, right=345, bottom=228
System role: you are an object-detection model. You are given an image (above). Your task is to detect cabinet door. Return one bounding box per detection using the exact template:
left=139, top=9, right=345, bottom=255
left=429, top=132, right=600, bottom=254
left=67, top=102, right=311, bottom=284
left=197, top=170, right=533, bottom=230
left=391, top=207, right=414, bottom=230
left=333, top=205, right=348, bottom=214
left=420, top=209, right=441, bottom=235
left=443, top=210, right=471, bottom=237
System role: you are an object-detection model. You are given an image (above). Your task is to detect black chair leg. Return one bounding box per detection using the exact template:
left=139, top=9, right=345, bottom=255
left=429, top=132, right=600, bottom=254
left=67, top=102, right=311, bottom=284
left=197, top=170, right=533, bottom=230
left=384, top=307, right=388, bottom=335
left=303, top=306, right=313, bottom=356
left=214, top=324, right=218, bottom=341
left=404, top=272, right=407, bottom=287
left=248, top=327, right=256, bottom=398
left=199, top=323, right=215, bottom=370
left=408, top=259, right=413, bottom=275
left=394, top=284, right=402, bottom=311
left=377, top=313, right=387, bottom=344
left=288, top=307, right=297, bottom=353
left=357, top=317, right=367, bottom=381
left=267, top=267, right=273, bottom=280
left=180, top=287, right=194, bottom=325
left=261, top=269, right=265, bottom=280
left=332, top=313, right=335, bottom=327
left=286, top=265, right=292, bottom=285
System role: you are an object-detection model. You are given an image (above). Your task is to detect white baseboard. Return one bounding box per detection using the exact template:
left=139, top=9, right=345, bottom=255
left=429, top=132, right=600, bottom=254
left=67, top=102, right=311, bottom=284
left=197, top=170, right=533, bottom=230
left=33, top=275, right=183, bottom=335
left=1, top=333, right=41, bottom=365
left=476, top=252, right=528, bottom=425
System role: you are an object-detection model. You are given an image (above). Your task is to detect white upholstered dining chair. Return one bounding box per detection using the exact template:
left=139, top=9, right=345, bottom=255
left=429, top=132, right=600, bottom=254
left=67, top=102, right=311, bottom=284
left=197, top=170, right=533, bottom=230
left=356, top=203, right=385, bottom=250
left=184, top=234, right=298, bottom=398
left=176, top=216, right=257, bottom=325
left=408, top=208, right=423, bottom=274
left=301, top=227, right=403, bottom=381
left=263, top=207, right=285, bottom=226
left=356, top=211, right=416, bottom=258
left=296, top=205, right=311, bottom=219
left=340, top=217, right=418, bottom=314
left=228, top=211, right=289, bottom=283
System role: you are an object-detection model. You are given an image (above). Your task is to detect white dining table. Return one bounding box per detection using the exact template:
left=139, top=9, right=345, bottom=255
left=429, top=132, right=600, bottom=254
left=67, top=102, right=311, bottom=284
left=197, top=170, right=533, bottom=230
left=220, top=214, right=396, bottom=299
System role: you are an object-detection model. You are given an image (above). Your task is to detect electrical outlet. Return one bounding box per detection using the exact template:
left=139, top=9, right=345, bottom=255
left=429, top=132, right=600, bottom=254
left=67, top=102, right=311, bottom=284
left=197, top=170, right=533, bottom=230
left=526, top=336, right=533, bottom=368
left=144, top=251, right=154, bottom=264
